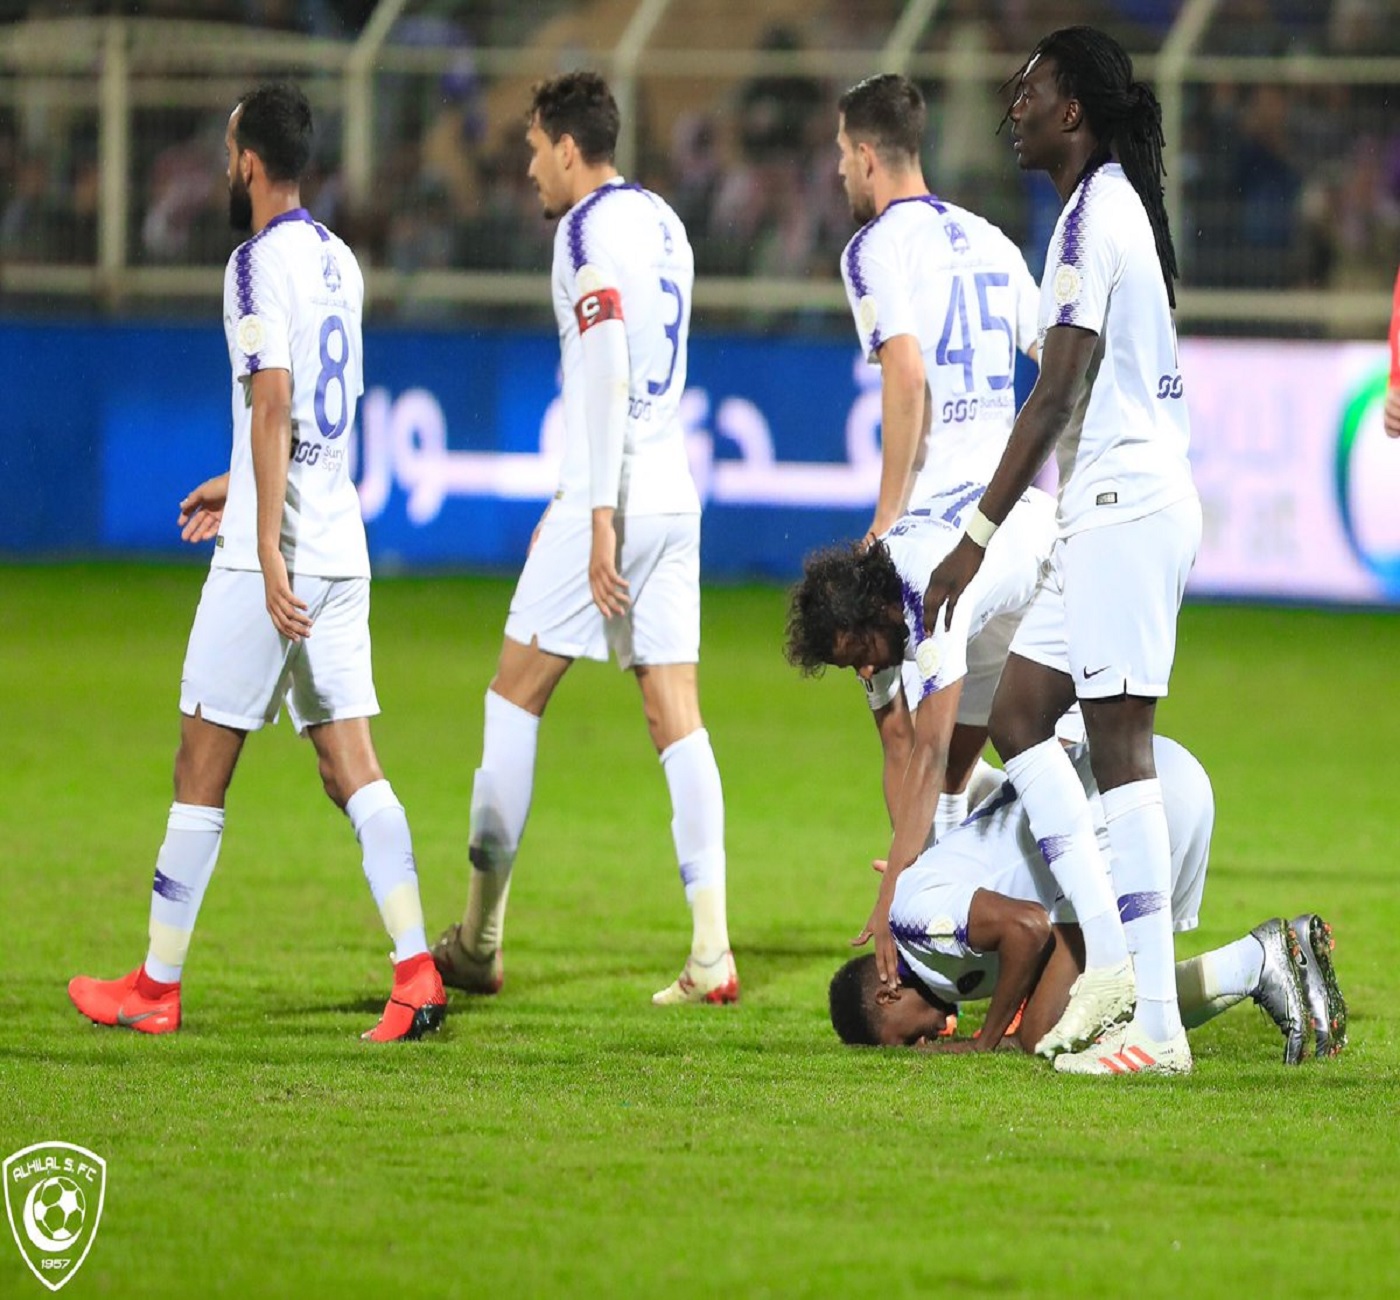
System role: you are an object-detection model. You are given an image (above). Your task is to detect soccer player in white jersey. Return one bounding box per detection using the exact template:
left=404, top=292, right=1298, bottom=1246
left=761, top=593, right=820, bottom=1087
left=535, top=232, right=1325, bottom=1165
left=835, top=75, right=1044, bottom=841
left=68, top=83, right=445, bottom=1042
left=786, top=483, right=1054, bottom=986
left=924, top=27, right=1203, bottom=1074
left=430, top=72, right=736, bottom=1006
left=836, top=73, right=1041, bottom=538
left=827, top=737, right=1348, bottom=1069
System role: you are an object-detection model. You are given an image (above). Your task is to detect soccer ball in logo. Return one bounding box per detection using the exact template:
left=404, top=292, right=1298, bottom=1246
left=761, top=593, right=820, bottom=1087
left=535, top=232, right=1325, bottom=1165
left=33, top=1176, right=85, bottom=1243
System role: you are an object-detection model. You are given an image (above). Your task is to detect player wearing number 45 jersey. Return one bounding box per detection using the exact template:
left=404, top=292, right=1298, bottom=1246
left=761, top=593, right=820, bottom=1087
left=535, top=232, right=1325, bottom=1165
left=431, top=72, right=737, bottom=1007
left=68, top=83, right=444, bottom=1044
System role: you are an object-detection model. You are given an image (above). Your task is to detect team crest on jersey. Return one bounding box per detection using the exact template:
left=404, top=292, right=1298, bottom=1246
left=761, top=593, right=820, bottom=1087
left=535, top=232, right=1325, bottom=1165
left=321, top=250, right=342, bottom=292
left=235, top=314, right=265, bottom=355
left=1053, top=264, right=1081, bottom=306
left=915, top=638, right=941, bottom=681
left=857, top=294, right=879, bottom=334
left=4, top=1141, right=107, bottom=1292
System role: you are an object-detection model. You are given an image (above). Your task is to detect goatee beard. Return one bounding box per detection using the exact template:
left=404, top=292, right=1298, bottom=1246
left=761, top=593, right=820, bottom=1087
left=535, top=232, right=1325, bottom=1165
left=228, top=182, right=252, bottom=233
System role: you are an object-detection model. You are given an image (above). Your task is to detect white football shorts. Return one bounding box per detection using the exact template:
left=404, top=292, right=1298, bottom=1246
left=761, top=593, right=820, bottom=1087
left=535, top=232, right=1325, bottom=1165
left=504, top=511, right=701, bottom=669
left=180, top=568, right=379, bottom=735
left=1009, top=496, right=1202, bottom=700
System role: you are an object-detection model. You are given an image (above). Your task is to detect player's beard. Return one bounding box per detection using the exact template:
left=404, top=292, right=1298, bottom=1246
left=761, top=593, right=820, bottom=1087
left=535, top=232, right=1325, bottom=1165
left=846, top=184, right=875, bottom=226
left=228, top=174, right=253, bottom=233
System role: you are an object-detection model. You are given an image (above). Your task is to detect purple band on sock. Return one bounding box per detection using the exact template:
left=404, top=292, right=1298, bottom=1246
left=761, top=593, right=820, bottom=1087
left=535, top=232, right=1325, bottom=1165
left=1118, top=890, right=1168, bottom=922
left=153, top=869, right=193, bottom=904
left=1037, top=833, right=1073, bottom=865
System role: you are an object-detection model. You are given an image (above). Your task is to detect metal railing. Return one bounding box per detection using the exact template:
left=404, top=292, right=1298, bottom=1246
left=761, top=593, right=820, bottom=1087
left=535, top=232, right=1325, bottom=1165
left=0, top=2, right=1394, bottom=335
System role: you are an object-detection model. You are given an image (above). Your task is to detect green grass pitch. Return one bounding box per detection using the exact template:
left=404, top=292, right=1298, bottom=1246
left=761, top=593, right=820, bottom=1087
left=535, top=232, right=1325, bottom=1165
left=2, top=563, right=1398, bottom=1298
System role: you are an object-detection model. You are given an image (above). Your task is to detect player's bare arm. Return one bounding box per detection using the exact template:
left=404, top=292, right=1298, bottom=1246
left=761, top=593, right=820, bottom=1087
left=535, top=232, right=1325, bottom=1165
left=962, top=890, right=1055, bottom=1051
left=868, top=333, right=927, bottom=540
left=923, top=323, right=1099, bottom=634
left=871, top=690, right=914, bottom=831
left=178, top=473, right=230, bottom=544
left=249, top=366, right=311, bottom=641
left=855, top=682, right=960, bottom=986
left=1385, top=386, right=1400, bottom=440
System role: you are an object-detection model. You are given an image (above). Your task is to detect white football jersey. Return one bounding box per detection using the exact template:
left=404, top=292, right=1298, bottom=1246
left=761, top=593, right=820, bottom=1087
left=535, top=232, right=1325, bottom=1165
left=876, top=484, right=1055, bottom=705
left=550, top=178, right=700, bottom=518
left=890, top=736, right=1212, bottom=1005
left=1039, top=162, right=1196, bottom=535
left=841, top=195, right=1039, bottom=505
left=218, top=209, right=368, bottom=578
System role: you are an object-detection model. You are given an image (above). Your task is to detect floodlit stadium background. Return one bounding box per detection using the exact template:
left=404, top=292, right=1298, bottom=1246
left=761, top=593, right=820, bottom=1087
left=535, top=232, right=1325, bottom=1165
left=2, top=0, right=1397, bottom=598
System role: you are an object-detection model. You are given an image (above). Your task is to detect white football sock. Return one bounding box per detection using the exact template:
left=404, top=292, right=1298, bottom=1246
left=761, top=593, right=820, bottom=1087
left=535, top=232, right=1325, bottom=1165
left=1176, top=935, right=1263, bottom=1028
left=965, top=757, right=1005, bottom=810
left=1004, top=739, right=1128, bottom=969
left=144, top=802, right=224, bottom=984
left=1104, top=778, right=1183, bottom=1041
left=346, top=779, right=426, bottom=960
left=661, top=727, right=729, bottom=962
left=933, top=791, right=968, bottom=843
left=461, top=689, right=539, bottom=959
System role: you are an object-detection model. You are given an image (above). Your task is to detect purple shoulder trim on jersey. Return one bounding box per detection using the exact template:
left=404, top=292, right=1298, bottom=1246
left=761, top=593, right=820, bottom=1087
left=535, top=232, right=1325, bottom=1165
left=842, top=220, right=884, bottom=351
left=233, top=237, right=263, bottom=372
left=1118, top=890, right=1168, bottom=923
left=1054, top=164, right=1102, bottom=326
left=564, top=180, right=642, bottom=273
left=899, top=575, right=926, bottom=651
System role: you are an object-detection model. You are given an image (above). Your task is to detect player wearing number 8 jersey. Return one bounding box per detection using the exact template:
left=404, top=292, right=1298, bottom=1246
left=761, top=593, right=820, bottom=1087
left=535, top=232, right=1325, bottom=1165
left=431, top=72, right=737, bottom=1007
left=68, top=83, right=444, bottom=1043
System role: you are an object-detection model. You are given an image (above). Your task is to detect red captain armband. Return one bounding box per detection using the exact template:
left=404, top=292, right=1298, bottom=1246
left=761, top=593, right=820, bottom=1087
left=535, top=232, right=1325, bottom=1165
left=574, top=287, right=624, bottom=334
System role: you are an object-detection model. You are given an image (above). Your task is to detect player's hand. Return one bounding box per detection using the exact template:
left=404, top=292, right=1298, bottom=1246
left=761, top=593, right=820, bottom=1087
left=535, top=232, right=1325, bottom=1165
left=852, top=890, right=899, bottom=987
left=588, top=511, right=630, bottom=618
left=178, top=474, right=229, bottom=544
left=924, top=534, right=985, bottom=634
left=260, top=551, right=312, bottom=642
left=871, top=858, right=888, bottom=874
left=1384, top=384, right=1400, bottom=439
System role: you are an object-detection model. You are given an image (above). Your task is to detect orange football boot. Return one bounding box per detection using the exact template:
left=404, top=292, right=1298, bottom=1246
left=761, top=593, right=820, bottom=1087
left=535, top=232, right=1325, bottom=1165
left=68, top=967, right=181, bottom=1034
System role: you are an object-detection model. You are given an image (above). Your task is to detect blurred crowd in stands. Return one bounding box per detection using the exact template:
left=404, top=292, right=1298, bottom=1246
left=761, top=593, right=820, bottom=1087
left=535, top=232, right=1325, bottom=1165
left=1, top=0, right=1396, bottom=308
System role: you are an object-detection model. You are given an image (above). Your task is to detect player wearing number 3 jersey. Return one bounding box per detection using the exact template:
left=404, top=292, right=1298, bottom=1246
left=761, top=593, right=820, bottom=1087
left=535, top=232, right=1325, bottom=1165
left=431, top=72, right=738, bottom=1008
left=68, top=83, right=445, bottom=1043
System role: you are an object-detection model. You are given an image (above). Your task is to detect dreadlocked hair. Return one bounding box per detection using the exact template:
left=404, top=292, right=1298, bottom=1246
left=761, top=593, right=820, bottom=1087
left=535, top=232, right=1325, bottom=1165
left=1012, top=25, right=1179, bottom=307
left=784, top=539, right=906, bottom=675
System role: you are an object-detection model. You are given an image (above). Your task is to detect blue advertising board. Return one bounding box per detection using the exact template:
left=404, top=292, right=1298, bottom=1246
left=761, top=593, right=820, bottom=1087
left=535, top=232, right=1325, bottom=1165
left=1, top=322, right=1396, bottom=601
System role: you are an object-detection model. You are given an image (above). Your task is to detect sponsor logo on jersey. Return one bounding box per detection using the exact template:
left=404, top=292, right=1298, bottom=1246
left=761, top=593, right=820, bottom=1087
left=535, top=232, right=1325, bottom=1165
left=1095, top=491, right=1118, bottom=506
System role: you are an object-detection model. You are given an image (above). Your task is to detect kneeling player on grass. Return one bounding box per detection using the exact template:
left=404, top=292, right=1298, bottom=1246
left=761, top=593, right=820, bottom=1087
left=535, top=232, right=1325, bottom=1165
left=828, top=737, right=1347, bottom=1071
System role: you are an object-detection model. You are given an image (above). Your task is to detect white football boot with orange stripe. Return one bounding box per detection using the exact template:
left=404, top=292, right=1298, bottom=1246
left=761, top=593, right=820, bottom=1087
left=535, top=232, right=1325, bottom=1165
left=1052, top=1019, right=1193, bottom=1076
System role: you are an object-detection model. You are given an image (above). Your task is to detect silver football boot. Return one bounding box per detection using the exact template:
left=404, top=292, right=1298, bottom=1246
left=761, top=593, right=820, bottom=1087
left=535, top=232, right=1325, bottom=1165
left=1249, top=918, right=1309, bottom=1065
left=1291, top=913, right=1347, bottom=1058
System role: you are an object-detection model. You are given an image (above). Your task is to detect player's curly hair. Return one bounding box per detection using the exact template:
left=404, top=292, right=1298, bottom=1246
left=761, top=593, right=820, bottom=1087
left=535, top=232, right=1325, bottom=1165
left=784, top=539, right=906, bottom=675
left=828, top=955, right=883, bottom=1046
left=530, top=71, right=620, bottom=164
left=235, top=83, right=313, bottom=183
left=1005, top=26, right=1179, bottom=307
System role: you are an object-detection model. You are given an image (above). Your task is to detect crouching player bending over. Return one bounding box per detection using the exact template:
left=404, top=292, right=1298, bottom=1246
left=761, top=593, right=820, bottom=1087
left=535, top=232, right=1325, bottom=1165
left=828, top=737, right=1347, bottom=1073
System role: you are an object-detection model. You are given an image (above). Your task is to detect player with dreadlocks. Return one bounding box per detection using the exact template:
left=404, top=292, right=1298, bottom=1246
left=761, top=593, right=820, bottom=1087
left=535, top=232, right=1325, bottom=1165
left=922, top=27, right=1203, bottom=1076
